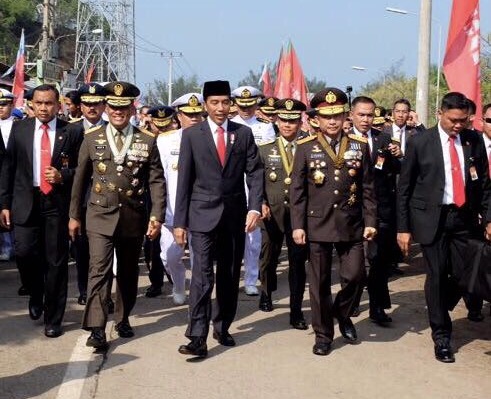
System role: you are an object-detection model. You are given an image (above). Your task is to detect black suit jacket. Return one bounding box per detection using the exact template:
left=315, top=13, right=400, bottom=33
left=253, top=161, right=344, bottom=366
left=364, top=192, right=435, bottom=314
left=397, top=126, right=491, bottom=244
left=174, top=120, right=264, bottom=233
left=0, top=117, right=84, bottom=225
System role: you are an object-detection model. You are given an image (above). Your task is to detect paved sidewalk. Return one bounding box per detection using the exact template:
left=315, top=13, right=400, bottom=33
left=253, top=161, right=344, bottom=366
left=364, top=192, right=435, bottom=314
left=1, top=248, right=490, bottom=399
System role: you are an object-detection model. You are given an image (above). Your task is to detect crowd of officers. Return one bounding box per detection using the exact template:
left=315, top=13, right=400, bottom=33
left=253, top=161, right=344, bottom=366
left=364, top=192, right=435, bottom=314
left=0, top=79, right=489, bottom=364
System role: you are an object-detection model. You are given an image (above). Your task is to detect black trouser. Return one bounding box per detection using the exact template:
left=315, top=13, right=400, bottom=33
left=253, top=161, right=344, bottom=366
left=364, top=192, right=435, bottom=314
left=308, top=241, right=365, bottom=344
left=259, top=219, right=308, bottom=319
left=420, top=205, right=469, bottom=344
left=147, top=233, right=166, bottom=288
left=14, top=191, right=69, bottom=327
left=185, top=218, right=245, bottom=339
left=73, top=207, right=89, bottom=297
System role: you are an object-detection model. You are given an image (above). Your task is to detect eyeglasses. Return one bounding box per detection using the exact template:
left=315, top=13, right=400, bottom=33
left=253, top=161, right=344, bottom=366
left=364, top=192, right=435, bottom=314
left=484, top=117, right=491, bottom=124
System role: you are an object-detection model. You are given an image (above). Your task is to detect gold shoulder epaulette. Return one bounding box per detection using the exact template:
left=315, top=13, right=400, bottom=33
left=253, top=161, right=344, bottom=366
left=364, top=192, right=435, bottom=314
left=259, top=139, right=276, bottom=146
left=297, top=135, right=317, bottom=145
left=69, top=118, right=82, bottom=123
left=256, top=117, right=269, bottom=124
left=84, top=125, right=101, bottom=135
left=348, top=133, right=368, bottom=144
left=139, top=128, right=155, bottom=137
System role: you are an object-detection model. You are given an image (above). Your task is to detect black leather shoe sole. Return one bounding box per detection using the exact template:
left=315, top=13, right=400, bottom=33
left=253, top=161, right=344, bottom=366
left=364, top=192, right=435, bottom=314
left=313, top=343, right=331, bottom=356
left=28, top=299, right=43, bottom=321
left=45, top=326, right=63, bottom=338
left=212, top=331, right=236, bottom=346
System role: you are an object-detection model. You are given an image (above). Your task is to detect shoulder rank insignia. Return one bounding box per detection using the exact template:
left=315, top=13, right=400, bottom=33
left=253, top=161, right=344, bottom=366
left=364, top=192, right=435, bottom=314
left=69, top=118, right=82, bottom=123
left=256, top=117, right=270, bottom=124
left=348, top=133, right=368, bottom=144
left=297, top=135, right=317, bottom=145
left=259, top=139, right=276, bottom=146
left=85, top=125, right=102, bottom=135
left=139, top=128, right=155, bottom=137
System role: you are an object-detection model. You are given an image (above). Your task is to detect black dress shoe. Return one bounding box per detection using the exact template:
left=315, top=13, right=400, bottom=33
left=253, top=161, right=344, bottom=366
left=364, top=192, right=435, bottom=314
left=312, top=342, right=331, bottom=356
left=107, top=298, right=114, bottom=314
left=145, top=285, right=162, bottom=298
left=78, top=294, right=87, bottom=305
left=18, top=285, right=29, bottom=296
left=434, top=342, right=455, bottom=363
left=467, top=310, right=484, bottom=322
left=351, top=306, right=361, bottom=317
left=338, top=317, right=358, bottom=343
left=178, top=338, right=208, bottom=358
left=259, top=292, right=273, bottom=312
left=28, top=298, right=43, bottom=320
left=212, top=331, right=236, bottom=346
left=369, top=307, right=393, bottom=325
left=45, top=325, right=63, bottom=338
left=115, top=320, right=134, bottom=338
left=86, top=328, right=108, bottom=349
left=290, top=318, right=308, bottom=330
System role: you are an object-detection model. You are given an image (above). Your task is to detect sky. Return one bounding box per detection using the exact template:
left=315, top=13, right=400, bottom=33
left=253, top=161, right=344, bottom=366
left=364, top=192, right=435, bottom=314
left=134, top=0, right=491, bottom=97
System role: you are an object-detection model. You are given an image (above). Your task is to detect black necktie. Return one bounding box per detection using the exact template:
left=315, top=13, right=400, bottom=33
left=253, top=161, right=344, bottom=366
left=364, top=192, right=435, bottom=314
left=330, top=139, right=338, bottom=155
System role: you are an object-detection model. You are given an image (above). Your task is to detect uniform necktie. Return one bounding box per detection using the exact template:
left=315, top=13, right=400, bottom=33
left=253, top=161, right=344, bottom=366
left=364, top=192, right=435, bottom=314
left=362, top=132, right=371, bottom=157
left=449, top=136, right=465, bottom=207
left=216, top=126, right=226, bottom=166
left=115, top=130, right=124, bottom=151
left=330, top=138, right=338, bottom=155
left=40, top=123, right=52, bottom=195
left=285, top=142, right=294, bottom=166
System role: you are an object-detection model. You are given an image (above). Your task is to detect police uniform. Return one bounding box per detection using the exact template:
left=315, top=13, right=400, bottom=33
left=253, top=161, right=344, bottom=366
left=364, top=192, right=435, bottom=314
left=257, top=96, right=279, bottom=134
left=231, top=86, right=276, bottom=294
left=70, top=82, right=166, bottom=341
left=290, top=88, right=377, bottom=355
left=258, top=99, right=309, bottom=328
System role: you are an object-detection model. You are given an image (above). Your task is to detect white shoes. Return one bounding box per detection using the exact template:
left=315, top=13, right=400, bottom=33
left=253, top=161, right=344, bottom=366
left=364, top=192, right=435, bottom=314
left=244, top=285, right=259, bottom=296
left=172, top=290, right=186, bottom=305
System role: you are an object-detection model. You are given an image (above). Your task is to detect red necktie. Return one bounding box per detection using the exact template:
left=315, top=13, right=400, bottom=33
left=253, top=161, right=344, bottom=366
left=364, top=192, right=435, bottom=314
left=216, top=126, right=226, bottom=166
left=40, top=123, right=52, bottom=195
left=449, top=136, right=465, bottom=207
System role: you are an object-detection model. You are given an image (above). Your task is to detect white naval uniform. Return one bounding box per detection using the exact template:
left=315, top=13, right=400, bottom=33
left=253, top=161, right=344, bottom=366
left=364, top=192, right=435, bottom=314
left=231, top=115, right=276, bottom=288
left=0, top=116, right=14, bottom=147
left=156, top=129, right=188, bottom=295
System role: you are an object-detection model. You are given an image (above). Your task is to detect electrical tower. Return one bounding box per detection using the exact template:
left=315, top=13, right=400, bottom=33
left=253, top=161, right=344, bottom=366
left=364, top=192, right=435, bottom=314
left=74, top=0, right=136, bottom=85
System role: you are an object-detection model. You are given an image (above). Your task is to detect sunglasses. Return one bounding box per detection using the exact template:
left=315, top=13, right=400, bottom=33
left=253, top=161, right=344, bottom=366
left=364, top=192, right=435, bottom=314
left=484, top=117, right=491, bottom=124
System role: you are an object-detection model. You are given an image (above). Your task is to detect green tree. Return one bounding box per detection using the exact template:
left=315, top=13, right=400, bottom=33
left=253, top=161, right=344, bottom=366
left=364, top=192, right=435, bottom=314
left=144, top=74, right=200, bottom=106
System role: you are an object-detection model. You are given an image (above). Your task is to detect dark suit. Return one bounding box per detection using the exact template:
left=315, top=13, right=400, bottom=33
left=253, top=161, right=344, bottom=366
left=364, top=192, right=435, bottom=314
left=290, top=133, right=377, bottom=345
left=70, top=124, right=165, bottom=329
left=259, top=138, right=307, bottom=319
left=0, top=117, right=83, bottom=327
left=174, top=119, right=263, bottom=339
left=398, top=126, right=491, bottom=343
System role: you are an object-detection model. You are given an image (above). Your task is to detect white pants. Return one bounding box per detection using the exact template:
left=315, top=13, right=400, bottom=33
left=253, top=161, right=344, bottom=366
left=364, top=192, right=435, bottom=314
left=243, top=227, right=261, bottom=287
left=159, top=225, right=186, bottom=294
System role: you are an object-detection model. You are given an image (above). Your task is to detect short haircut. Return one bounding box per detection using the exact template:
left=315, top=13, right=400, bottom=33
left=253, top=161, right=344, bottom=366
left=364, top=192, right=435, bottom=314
left=33, top=84, right=60, bottom=101
left=393, top=98, right=411, bottom=110
left=440, top=92, right=470, bottom=112
left=467, top=98, right=476, bottom=115
left=482, top=103, right=491, bottom=115
left=351, top=96, right=376, bottom=108
left=65, top=90, right=81, bottom=105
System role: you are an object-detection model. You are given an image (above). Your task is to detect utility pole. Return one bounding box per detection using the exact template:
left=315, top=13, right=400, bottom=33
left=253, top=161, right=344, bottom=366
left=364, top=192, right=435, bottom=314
left=161, top=51, right=182, bottom=105
left=415, top=0, right=431, bottom=126
left=39, top=0, right=51, bottom=61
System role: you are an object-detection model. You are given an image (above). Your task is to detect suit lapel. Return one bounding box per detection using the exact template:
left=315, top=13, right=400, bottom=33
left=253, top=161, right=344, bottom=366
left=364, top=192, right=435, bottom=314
left=224, top=122, right=238, bottom=168
left=460, top=130, right=472, bottom=184
left=52, top=120, right=68, bottom=165
left=428, top=128, right=446, bottom=185
left=201, top=122, right=222, bottom=168
left=371, top=130, right=381, bottom=163
left=26, top=118, right=36, bottom=169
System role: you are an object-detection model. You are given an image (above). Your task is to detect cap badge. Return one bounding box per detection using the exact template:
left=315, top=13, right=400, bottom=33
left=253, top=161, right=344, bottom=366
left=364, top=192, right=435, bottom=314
left=267, top=98, right=275, bottom=106
left=325, top=91, right=337, bottom=104
left=242, top=88, right=251, bottom=98
left=375, top=108, right=381, bottom=117
left=285, top=100, right=294, bottom=111
left=188, top=95, right=198, bottom=107
left=114, top=83, right=124, bottom=96
left=158, top=110, right=165, bottom=118
left=89, top=85, right=96, bottom=94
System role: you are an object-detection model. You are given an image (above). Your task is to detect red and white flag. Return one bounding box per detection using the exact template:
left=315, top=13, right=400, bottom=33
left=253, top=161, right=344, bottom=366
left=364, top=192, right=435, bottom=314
left=258, top=62, right=273, bottom=97
left=85, top=60, right=96, bottom=84
left=12, top=29, right=25, bottom=108
left=443, top=0, right=482, bottom=130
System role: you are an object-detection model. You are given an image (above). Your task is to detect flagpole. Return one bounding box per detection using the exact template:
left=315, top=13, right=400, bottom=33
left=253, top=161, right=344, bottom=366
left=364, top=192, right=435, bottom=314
left=415, top=0, right=432, bottom=126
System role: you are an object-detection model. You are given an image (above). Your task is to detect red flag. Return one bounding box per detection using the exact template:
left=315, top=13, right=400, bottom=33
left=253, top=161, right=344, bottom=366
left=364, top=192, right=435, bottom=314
left=12, top=29, right=25, bottom=108
left=259, top=63, right=273, bottom=97
left=273, top=41, right=309, bottom=106
left=443, top=0, right=482, bottom=130
left=85, top=61, right=95, bottom=83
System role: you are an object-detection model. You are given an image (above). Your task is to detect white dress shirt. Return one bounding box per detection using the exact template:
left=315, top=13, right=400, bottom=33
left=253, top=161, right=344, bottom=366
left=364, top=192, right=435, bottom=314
left=279, top=136, right=296, bottom=156
left=33, top=118, right=56, bottom=187
left=484, top=133, right=491, bottom=160
left=392, top=124, right=406, bottom=154
left=207, top=117, right=229, bottom=147
left=353, top=127, right=373, bottom=153
left=438, top=123, right=465, bottom=205
left=0, top=116, right=14, bottom=147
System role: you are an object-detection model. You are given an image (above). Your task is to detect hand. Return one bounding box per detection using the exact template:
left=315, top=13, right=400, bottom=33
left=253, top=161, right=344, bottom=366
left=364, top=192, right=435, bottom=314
left=0, top=209, right=11, bottom=230
left=261, top=204, right=271, bottom=220
left=485, top=222, right=491, bottom=241
left=388, top=143, right=402, bottom=158
left=68, top=218, right=81, bottom=241
left=146, top=219, right=162, bottom=240
left=409, top=110, right=420, bottom=126
left=363, top=227, right=377, bottom=241
left=293, top=229, right=306, bottom=245
left=44, top=166, right=62, bottom=184
left=397, top=232, right=412, bottom=257
left=173, top=227, right=187, bottom=248
left=245, top=211, right=260, bottom=232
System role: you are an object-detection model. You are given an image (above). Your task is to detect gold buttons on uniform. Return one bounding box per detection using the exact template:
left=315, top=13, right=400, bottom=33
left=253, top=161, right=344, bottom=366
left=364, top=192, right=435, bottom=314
left=333, top=204, right=338, bottom=208
left=334, top=190, right=339, bottom=195
left=334, top=176, right=340, bottom=181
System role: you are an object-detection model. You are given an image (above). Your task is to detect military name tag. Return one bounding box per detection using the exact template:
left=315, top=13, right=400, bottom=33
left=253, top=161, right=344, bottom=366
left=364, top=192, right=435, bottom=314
left=171, top=149, right=180, bottom=156
left=310, top=153, right=325, bottom=159
left=95, top=145, right=106, bottom=150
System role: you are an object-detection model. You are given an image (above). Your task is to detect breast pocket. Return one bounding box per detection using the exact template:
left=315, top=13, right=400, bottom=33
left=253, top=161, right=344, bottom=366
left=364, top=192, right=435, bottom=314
left=89, top=193, right=108, bottom=208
